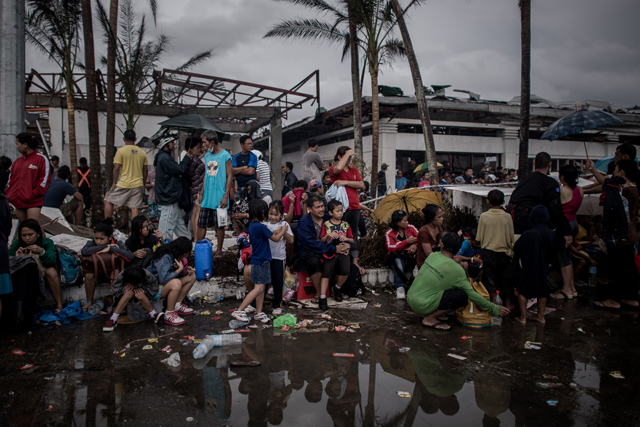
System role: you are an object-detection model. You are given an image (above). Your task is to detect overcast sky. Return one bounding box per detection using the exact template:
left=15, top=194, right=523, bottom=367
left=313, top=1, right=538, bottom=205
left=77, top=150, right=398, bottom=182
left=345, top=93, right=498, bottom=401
left=26, top=0, right=640, bottom=126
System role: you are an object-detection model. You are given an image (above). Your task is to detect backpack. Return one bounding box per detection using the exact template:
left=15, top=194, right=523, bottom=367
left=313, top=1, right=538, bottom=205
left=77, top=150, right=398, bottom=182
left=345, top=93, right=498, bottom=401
left=56, top=245, right=82, bottom=286
left=599, top=177, right=628, bottom=241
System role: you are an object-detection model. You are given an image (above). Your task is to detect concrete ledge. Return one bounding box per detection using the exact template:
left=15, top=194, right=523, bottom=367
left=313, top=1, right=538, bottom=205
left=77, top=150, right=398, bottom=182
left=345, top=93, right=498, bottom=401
left=56, top=268, right=395, bottom=305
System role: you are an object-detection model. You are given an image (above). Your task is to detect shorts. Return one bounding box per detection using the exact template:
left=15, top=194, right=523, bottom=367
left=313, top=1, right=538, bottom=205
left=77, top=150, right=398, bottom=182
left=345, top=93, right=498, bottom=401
left=482, top=249, right=511, bottom=293
left=60, top=198, right=80, bottom=217
left=557, top=246, right=571, bottom=268
left=292, top=251, right=323, bottom=276
left=197, top=207, right=225, bottom=229
left=104, top=186, right=145, bottom=209
left=251, top=261, right=271, bottom=285
left=437, top=289, right=468, bottom=311
left=321, top=254, right=350, bottom=278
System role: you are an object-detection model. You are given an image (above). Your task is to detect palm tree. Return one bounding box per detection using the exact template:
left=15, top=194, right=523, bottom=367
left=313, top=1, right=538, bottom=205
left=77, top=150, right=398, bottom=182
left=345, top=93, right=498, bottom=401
left=81, top=0, right=104, bottom=223
left=25, top=0, right=83, bottom=187
left=105, top=0, right=157, bottom=189
left=96, top=0, right=212, bottom=130
left=389, top=0, right=437, bottom=180
left=266, top=0, right=421, bottom=192
left=518, top=0, right=531, bottom=177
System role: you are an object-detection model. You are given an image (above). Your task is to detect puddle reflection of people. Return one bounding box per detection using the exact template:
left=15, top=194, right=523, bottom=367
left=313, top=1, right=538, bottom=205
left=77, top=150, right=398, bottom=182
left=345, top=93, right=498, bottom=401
left=324, top=341, right=361, bottom=427
left=408, top=232, right=509, bottom=330
left=474, top=373, right=511, bottom=427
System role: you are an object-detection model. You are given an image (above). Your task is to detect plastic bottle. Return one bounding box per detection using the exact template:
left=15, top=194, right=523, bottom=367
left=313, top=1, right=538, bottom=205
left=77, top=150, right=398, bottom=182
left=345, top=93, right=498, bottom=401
left=589, top=266, right=597, bottom=287
left=491, top=291, right=502, bottom=326
left=229, top=319, right=249, bottom=329
left=193, top=334, right=243, bottom=359
left=87, top=301, right=104, bottom=316
left=413, top=265, right=419, bottom=277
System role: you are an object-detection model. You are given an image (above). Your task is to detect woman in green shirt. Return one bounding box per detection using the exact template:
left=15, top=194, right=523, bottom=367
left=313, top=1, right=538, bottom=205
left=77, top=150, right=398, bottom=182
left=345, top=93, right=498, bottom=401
left=407, top=232, right=510, bottom=330
left=9, top=219, right=63, bottom=311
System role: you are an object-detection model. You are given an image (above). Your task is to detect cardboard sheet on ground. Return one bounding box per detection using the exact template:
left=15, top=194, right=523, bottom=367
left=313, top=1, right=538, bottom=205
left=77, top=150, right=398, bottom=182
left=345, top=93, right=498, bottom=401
left=301, top=298, right=368, bottom=310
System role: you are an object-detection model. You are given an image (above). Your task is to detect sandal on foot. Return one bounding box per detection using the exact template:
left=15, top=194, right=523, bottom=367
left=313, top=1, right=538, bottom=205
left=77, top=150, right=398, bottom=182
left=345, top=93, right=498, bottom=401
left=550, top=291, right=573, bottom=300
left=422, top=322, right=451, bottom=330
left=595, top=301, right=620, bottom=310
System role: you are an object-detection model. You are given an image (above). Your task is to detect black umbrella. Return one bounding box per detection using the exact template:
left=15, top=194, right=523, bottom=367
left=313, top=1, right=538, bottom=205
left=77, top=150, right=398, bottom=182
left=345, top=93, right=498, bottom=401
left=155, top=114, right=226, bottom=144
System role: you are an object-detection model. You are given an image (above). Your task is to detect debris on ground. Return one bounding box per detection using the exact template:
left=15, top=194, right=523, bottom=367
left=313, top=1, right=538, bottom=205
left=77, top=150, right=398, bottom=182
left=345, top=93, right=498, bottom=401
left=396, top=391, right=412, bottom=398
left=543, top=374, right=559, bottom=380
left=161, top=353, right=181, bottom=367
left=536, top=382, right=562, bottom=389
left=447, top=354, right=467, bottom=360
left=161, top=346, right=172, bottom=353
left=547, top=400, right=558, bottom=406
left=610, top=371, right=625, bottom=379
left=525, top=341, right=542, bottom=350
left=20, top=364, right=34, bottom=370
left=46, top=405, right=55, bottom=412
left=577, top=327, right=586, bottom=334
left=333, top=353, right=355, bottom=357
left=142, top=345, right=153, bottom=350
left=12, top=350, right=25, bottom=355
left=460, top=336, right=472, bottom=340
left=399, top=347, right=410, bottom=353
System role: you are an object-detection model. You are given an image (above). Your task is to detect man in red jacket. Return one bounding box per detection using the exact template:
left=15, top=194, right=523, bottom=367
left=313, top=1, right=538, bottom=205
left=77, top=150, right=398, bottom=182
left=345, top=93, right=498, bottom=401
left=6, top=133, right=51, bottom=222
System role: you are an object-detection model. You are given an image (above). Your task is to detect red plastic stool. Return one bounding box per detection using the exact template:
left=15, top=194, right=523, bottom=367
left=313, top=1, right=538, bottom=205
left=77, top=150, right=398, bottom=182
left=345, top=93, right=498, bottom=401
left=294, top=270, right=330, bottom=300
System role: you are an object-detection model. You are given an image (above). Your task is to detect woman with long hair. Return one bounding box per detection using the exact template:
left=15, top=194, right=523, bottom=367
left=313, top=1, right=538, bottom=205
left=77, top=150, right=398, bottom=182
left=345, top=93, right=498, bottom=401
left=416, top=204, right=444, bottom=268
left=125, top=215, right=163, bottom=267
left=385, top=210, right=419, bottom=299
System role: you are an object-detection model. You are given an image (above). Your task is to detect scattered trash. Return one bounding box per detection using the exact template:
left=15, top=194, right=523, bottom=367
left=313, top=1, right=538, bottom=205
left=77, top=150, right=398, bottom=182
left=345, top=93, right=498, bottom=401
left=215, top=310, right=223, bottom=315
left=399, top=347, right=410, bottom=353
left=221, top=329, right=235, bottom=334
left=186, top=417, right=194, bottom=422
left=229, top=319, right=249, bottom=329
left=525, top=341, right=542, bottom=350
left=44, top=377, right=54, bottom=380
left=447, top=354, right=467, bottom=360
left=569, top=383, right=577, bottom=388
left=543, top=374, right=559, bottom=380
left=460, top=336, right=472, bottom=340
left=610, top=371, right=625, bottom=379
left=161, top=346, right=172, bottom=353
left=200, top=311, right=211, bottom=316
left=235, top=329, right=250, bottom=333
left=143, top=345, right=153, bottom=350
left=148, top=338, right=158, bottom=343
left=577, top=328, right=586, bottom=334
left=273, top=313, right=297, bottom=329
left=249, top=325, right=258, bottom=329
left=396, top=391, right=412, bottom=398
left=321, top=314, right=332, bottom=320
left=213, top=316, right=222, bottom=320
left=12, top=350, right=26, bottom=355
left=280, top=325, right=290, bottom=331
left=46, top=405, right=55, bottom=412
left=346, top=328, right=357, bottom=333
left=9, top=391, right=14, bottom=395
left=333, top=353, right=355, bottom=357
left=373, top=303, right=382, bottom=308
left=20, top=364, right=34, bottom=370
left=334, top=326, right=346, bottom=332
left=161, top=353, right=181, bottom=368
left=350, top=324, right=360, bottom=329
left=536, top=382, right=562, bottom=389
left=120, top=353, right=126, bottom=357
left=229, top=360, right=261, bottom=367
left=547, top=400, right=558, bottom=406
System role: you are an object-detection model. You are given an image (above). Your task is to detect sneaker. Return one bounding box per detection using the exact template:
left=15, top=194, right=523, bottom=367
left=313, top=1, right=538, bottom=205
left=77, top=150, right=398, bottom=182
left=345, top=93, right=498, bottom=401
left=231, top=310, right=250, bottom=322
left=254, top=312, right=271, bottom=324
left=244, top=305, right=257, bottom=314
left=318, top=298, right=329, bottom=311
left=163, top=311, right=185, bottom=326
left=272, top=308, right=283, bottom=316
left=396, top=287, right=406, bottom=299
left=103, top=319, right=117, bottom=332
left=175, top=302, right=194, bottom=315
left=333, top=285, right=343, bottom=302
left=152, top=312, right=164, bottom=324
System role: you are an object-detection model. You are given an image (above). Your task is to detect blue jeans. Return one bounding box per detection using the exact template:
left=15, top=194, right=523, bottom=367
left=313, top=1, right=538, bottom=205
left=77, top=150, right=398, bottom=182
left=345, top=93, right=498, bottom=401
left=158, top=202, right=190, bottom=240
left=393, top=258, right=405, bottom=289
left=262, top=189, right=273, bottom=198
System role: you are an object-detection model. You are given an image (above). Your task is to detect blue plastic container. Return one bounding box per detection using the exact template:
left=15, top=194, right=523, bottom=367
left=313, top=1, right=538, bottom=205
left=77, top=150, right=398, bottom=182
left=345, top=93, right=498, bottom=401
left=195, top=239, right=213, bottom=280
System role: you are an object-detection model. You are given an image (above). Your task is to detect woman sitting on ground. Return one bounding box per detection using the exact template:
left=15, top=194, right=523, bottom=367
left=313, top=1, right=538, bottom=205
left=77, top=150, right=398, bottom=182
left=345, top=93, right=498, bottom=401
left=513, top=205, right=555, bottom=324
left=9, top=219, right=63, bottom=312
left=407, top=232, right=509, bottom=330
left=385, top=210, right=418, bottom=300
left=416, top=204, right=444, bottom=269
left=125, top=215, right=163, bottom=267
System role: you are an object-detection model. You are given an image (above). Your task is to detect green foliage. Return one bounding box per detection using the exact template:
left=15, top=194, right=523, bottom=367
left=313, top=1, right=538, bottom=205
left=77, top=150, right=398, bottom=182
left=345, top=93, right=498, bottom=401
left=443, top=205, right=478, bottom=233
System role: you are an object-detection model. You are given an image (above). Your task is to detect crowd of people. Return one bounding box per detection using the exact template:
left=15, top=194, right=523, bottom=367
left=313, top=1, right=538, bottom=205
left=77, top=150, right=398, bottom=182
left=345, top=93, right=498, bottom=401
left=0, top=129, right=638, bottom=335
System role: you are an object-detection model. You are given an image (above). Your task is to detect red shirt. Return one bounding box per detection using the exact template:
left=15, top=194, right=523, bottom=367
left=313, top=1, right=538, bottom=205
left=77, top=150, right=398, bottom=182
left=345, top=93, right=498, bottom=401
left=329, top=165, right=362, bottom=210
left=6, top=150, right=51, bottom=209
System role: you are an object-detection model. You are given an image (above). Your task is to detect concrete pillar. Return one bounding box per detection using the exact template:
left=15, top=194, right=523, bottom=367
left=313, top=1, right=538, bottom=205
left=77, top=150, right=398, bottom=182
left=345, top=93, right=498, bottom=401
left=379, top=121, right=398, bottom=194
left=0, top=0, right=25, bottom=160
left=271, top=114, right=282, bottom=200
left=501, top=124, right=520, bottom=170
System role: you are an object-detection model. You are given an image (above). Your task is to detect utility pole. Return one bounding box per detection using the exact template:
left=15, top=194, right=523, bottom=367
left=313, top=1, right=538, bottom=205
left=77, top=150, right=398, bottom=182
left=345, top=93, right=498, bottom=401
left=0, top=0, right=26, bottom=160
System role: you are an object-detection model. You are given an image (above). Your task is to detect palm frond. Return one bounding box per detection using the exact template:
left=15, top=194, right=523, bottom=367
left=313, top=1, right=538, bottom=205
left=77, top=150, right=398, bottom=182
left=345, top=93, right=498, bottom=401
left=174, top=50, right=214, bottom=72
left=378, top=36, right=405, bottom=68
left=264, top=18, right=347, bottom=44
left=272, top=0, right=346, bottom=19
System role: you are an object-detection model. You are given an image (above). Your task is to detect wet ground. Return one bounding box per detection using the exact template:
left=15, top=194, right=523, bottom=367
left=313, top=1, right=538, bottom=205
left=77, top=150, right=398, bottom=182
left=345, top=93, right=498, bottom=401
left=1, top=291, right=639, bottom=427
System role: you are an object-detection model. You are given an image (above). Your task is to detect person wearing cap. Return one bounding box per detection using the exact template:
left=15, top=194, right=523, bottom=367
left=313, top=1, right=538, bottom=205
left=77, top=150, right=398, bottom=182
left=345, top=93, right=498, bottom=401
left=486, top=174, right=496, bottom=184
left=307, top=179, right=328, bottom=212
left=104, top=130, right=148, bottom=219
left=454, top=176, right=465, bottom=185
left=302, top=139, right=326, bottom=184
left=153, top=135, right=191, bottom=240
left=377, top=164, right=388, bottom=196
left=253, top=149, right=273, bottom=198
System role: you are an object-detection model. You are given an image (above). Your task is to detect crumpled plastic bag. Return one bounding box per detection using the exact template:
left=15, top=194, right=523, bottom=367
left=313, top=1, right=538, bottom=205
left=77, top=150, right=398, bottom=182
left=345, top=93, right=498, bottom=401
left=273, top=313, right=297, bottom=329
left=284, top=269, right=296, bottom=289
left=161, top=352, right=181, bottom=367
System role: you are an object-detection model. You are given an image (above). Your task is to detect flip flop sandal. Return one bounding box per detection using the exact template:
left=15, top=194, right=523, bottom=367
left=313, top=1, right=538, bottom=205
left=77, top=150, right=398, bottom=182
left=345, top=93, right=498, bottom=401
left=550, top=291, right=573, bottom=300
left=229, top=360, right=261, bottom=367
left=421, top=322, right=451, bottom=330
left=595, top=301, right=620, bottom=310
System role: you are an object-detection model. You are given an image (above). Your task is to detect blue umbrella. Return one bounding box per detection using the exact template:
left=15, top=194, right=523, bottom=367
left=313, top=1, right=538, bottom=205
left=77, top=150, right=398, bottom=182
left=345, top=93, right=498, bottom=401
left=594, top=155, right=638, bottom=173
left=540, top=110, right=624, bottom=156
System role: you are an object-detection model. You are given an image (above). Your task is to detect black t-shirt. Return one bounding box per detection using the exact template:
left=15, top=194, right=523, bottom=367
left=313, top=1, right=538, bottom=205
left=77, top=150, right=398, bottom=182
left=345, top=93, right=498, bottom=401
left=377, top=170, right=386, bottom=187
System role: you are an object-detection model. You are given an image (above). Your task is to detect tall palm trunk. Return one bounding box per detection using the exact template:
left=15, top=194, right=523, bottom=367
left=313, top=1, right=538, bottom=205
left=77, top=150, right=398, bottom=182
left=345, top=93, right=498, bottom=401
left=390, top=0, right=437, bottom=180
left=370, top=65, right=380, bottom=192
left=348, top=5, right=364, bottom=173
left=518, top=0, right=531, bottom=177
left=65, top=85, right=80, bottom=187
left=105, top=0, right=119, bottom=189
left=81, top=0, right=104, bottom=222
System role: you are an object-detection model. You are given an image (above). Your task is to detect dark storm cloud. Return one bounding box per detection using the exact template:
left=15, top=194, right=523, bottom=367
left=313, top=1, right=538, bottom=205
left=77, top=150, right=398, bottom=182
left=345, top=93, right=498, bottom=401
left=26, top=0, right=640, bottom=125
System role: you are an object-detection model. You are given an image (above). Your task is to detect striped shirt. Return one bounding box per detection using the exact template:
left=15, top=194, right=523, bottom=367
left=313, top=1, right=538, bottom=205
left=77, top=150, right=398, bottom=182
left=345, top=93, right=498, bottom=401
left=256, top=160, right=272, bottom=191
